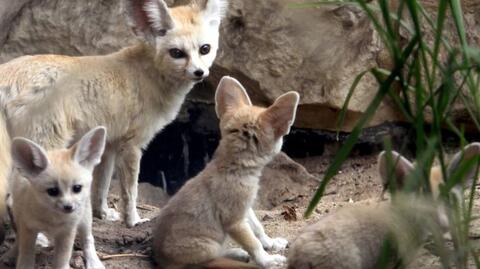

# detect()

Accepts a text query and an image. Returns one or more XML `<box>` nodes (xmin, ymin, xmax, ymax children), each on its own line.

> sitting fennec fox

<box><xmin>152</xmin><ymin>76</ymin><xmax>300</xmax><ymax>269</ymax></box>
<box><xmin>288</xmin><ymin>145</ymin><xmax>480</xmax><ymax>269</ymax></box>
<box><xmin>3</xmin><ymin>127</ymin><xmax>106</xmax><ymax>269</ymax></box>
<box><xmin>0</xmin><ymin>0</ymin><xmax>227</xmax><ymax>228</ymax></box>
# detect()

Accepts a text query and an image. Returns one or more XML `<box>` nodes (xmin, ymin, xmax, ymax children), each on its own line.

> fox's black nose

<box><xmin>194</xmin><ymin>70</ymin><xmax>204</xmax><ymax>77</ymax></box>
<box><xmin>63</xmin><ymin>205</ymin><xmax>74</xmax><ymax>213</ymax></box>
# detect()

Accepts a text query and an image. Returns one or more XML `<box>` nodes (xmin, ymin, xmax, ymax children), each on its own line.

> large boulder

<box><xmin>1</xmin><ymin>0</ymin><xmax>479</xmax><ymax>131</ymax></box>
<box><xmin>0</xmin><ymin>0</ymin><xmax>401</xmax><ymax>132</ymax></box>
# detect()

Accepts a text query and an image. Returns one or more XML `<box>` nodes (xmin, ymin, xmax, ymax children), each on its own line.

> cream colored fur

<box><xmin>378</xmin><ymin>143</ymin><xmax>480</xmax><ymax>200</ymax></box>
<box><xmin>287</xmin><ymin>197</ymin><xmax>441</xmax><ymax>269</ymax></box>
<box><xmin>3</xmin><ymin>127</ymin><xmax>106</xmax><ymax>269</ymax></box>
<box><xmin>287</xmin><ymin>149</ymin><xmax>451</xmax><ymax>269</ymax></box>
<box><xmin>152</xmin><ymin>76</ymin><xmax>299</xmax><ymax>269</ymax></box>
<box><xmin>0</xmin><ymin>0</ymin><xmax>226</xmax><ymax>227</ymax></box>
<box><xmin>378</xmin><ymin>144</ymin><xmax>480</xmax><ymax>229</ymax></box>
<box><xmin>288</xmin><ymin>145</ymin><xmax>480</xmax><ymax>269</ymax></box>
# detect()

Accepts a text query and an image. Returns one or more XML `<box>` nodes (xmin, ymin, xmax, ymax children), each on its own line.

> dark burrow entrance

<box><xmin>138</xmin><ymin>100</ymin><xmax>424</xmax><ymax>195</ymax></box>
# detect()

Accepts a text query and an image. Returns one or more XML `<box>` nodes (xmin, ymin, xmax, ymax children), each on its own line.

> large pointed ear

<box><xmin>447</xmin><ymin>142</ymin><xmax>480</xmax><ymax>180</ymax></box>
<box><xmin>215</xmin><ymin>76</ymin><xmax>252</xmax><ymax>119</ymax></box>
<box><xmin>125</xmin><ymin>0</ymin><xmax>175</xmax><ymax>39</ymax></box>
<box><xmin>72</xmin><ymin>127</ymin><xmax>107</xmax><ymax>169</ymax></box>
<box><xmin>378</xmin><ymin>150</ymin><xmax>414</xmax><ymax>187</ymax></box>
<box><xmin>261</xmin><ymin>92</ymin><xmax>299</xmax><ymax>138</ymax></box>
<box><xmin>11</xmin><ymin>138</ymin><xmax>49</xmax><ymax>179</ymax></box>
<box><xmin>201</xmin><ymin>0</ymin><xmax>228</xmax><ymax>27</ymax></box>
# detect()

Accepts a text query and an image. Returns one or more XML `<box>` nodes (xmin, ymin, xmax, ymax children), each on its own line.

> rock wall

<box><xmin>0</xmin><ymin>0</ymin><xmax>406</xmax><ymax>132</ymax></box>
<box><xmin>0</xmin><ymin>0</ymin><xmax>479</xmax><ymax>187</ymax></box>
<box><xmin>1</xmin><ymin>1</ymin><xmax>478</xmax><ymax>131</ymax></box>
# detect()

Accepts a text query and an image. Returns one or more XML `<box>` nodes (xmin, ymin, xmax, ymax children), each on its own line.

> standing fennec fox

<box><xmin>0</xmin><ymin>0</ymin><xmax>226</xmax><ymax>227</ymax></box>
<box><xmin>153</xmin><ymin>76</ymin><xmax>299</xmax><ymax>269</ymax></box>
<box><xmin>3</xmin><ymin>127</ymin><xmax>106</xmax><ymax>269</ymax></box>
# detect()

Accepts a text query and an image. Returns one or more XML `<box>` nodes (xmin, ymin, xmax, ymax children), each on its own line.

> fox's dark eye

<box><xmin>72</xmin><ymin>185</ymin><xmax>82</xmax><ymax>193</ymax></box>
<box><xmin>228</xmin><ymin>129</ymin><xmax>239</xmax><ymax>134</ymax></box>
<box><xmin>47</xmin><ymin>187</ymin><xmax>60</xmax><ymax>197</ymax></box>
<box><xmin>199</xmin><ymin>44</ymin><xmax>211</xmax><ymax>55</ymax></box>
<box><xmin>169</xmin><ymin>48</ymin><xmax>186</xmax><ymax>59</ymax></box>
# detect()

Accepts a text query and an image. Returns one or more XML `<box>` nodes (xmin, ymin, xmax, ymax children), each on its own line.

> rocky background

<box><xmin>0</xmin><ymin>0</ymin><xmax>479</xmax><ymax>190</ymax></box>
<box><xmin>1</xmin><ymin>1</ymin><xmax>480</xmax><ymax>268</ymax></box>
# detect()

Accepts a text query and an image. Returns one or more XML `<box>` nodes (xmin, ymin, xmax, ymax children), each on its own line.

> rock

<box><xmin>0</xmin><ymin>0</ymin><xmax>479</xmax><ymax>132</ymax></box>
<box><xmin>110</xmin><ymin>180</ymin><xmax>169</xmax><ymax>208</ymax></box>
<box><xmin>0</xmin><ymin>0</ymin><xmax>134</xmax><ymax>59</ymax></box>
<box><xmin>0</xmin><ymin>0</ymin><xmax>30</xmax><ymax>47</ymax></box>
<box><xmin>256</xmin><ymin>152</ymin><xmax>319</xmax><ymax>210</ymax></box>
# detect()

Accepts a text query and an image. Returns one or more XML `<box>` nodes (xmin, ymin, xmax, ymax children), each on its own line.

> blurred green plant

<box><xmin>297</xmin><ymin>0</ymin><xmax>480</xmax><ymax>268</ymax></box>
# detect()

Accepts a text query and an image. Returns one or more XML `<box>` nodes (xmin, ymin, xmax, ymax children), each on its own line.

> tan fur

<box><xmin>3</xmin><ymin>127</ymin><xmax>106</xmax><ymax>269</ymax></box>
<box><xmin>201</xmin><ymin>257</ymin><xmax>260</xmax><ymax>269</ymax></box>
<box><xmin>429</xmin><ymin>166</ymin><xmax>443</xmax><ymax>199</ymax></box>
<box><xmin>379</xmin><ymin>143</ymin><xmax>480</xmax><ymax>199</ymax></box>
<box><xmin>288</xmin><ymin>149</ymin><xmax>447</xmax><ymax>269</ymax></box>
<box><xmin>288</xmin><ymin>197</ymin><xmax>441</xmax><ymax>269</ymax></box>
<box><xmin>288</xmin><ymin>145</ymin><xmax>480</xmax><ymax>269</ymax></box>
<box><xmin>0</xmin><ymin>0</ymin><xmax>226</xmax><ymax>227</ymax></box>
<box><xmin>152</xmin><ymin>77</ymin><xmax>299</xmax><ymax>269</ymax></box>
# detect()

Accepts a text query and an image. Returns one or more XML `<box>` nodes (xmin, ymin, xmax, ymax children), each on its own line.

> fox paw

<box><xmin>262</xmin><ymin>237</ymin><xmax>288</xmax><ymax>251</ymax></box>
<box><xmin>126</xmin><ymin>216</ymin><xmax>150</xmax><ymax>228</ymax></box>
<box><xmin>36</xmin><ymin>233</ymin><xmax>51</xmax><ymax>248</ymax></box>
<box><xmin>85</xmin><ymin>257</ymin><xmax>105</xmax><ymax>269</ymax></box>
<box><xmin>258</xmin><ymin>254</ymin><xmax>286</xmax><ymax>269</ymax></box>
<box><xmin>102</xmin><ymin>208</ymin><xmax>121</xmax><ymax>222</ymax></box>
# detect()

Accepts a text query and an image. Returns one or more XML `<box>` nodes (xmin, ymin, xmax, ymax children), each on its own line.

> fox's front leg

<box><xmin>92</xmin><ymin>146</ymin><xmax>120</xmax><ymax>221</ymax></box>
<box><xmin>116</xmin><ymin>145</ymin><xmax>149</xmax><ymax>227</ymax></box>
<box><xmin>16</xmin><ymin>225</ymin><xmax>37</xmax><ymax>269</ymax></box>
<box><xmin>246</xmin><ymin>208</ymin><xmax>288</xmax><ymax>251</ymax></box>
<box><xmin>228</xmin><ymin>221</ymin><xmax>286</xmax><ymax>268</ymax></box>
<box><xmin>52</xmin><ymin>230</ymin><xmax>75</xmax><ymax>269</ymax></box>
<box><xmin>78</xmin><ymin>202</ymin><xmax>105</xmax><ymax>269</ymax></box>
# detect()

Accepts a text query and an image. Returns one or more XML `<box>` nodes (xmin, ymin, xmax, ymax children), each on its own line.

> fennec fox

<box><xmin>378</xmin><ymin>143</ymin><xmax>480</xmax><ymax>229</ymax></box>
<box><xmin>287</xmin><ymin>150</ymin><xmax>455</xmax><ymax>269</ymax></box>
<box><xmin>3</xmin><ymin>127</ymin><xmax>106</xmax><ymax>269</ymax></box>
<box><xmin>0</xmin><ymin>0</ymin><xmax>227</xmax><ymax>227</ymax></box>
<box><xmin>378</xmin><ymin>143</ymin><xmax>480</xmax><ymax>201</ymax></box>
<box><xmin>152</xmin><ymin>76</ymin><xmax>299</xmax><ymax>269</ymax></box>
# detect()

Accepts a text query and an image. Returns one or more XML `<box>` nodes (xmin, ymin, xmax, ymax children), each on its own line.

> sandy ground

<box><xmin>1</xmin><ymin>153</ymin><xmax>479</xmax><ymax>268</ymax></box>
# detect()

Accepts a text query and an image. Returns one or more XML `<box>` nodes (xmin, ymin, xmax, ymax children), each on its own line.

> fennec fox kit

<box><xmin>378</xmin><ymin>143</ymin><xmax>480</xmax><ymax>230</ymax></box>
<box><xmin>378</xmin><ymin>143</ymin><xmax>480</xmax><ymax>201</ymax></box>
<box><xmin>4</xmin><ymin>127</ymin><xmax>106</xmax><ymax>269</ymax></box>
<box><xmin>287</xmin><ymin>150</ymin><xmax>458</xmax><ymax>269</ymax></box>
<box><xmin>153</xmin><ymin>76</ymin><xmax>300</xmax><ymax>269</ymax></box>
<box><xmin>0</xmin><ymin>0</ymin><xmax>227</xmax><ymax>227</ymax></box>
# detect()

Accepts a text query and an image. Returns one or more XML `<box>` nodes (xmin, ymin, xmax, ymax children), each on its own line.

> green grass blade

<box><xmin>305</xmin><ymin>35</ymin><xmax>419</xmax><ymax>217</ymax></box>
<box><xmin>336</xmin><ymin>70</ymin><xmax>369</xmax><ymax>139</ymax></box>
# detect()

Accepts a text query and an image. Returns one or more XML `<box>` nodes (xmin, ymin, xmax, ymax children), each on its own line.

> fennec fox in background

<box><xmin>3</xmin><ymin>127</ymin><xmax>106</xmax><ymax>269</ymax></box>
<box><xmin>0</xmin><ymin>0</ymin><xmax>226</xmax><ymax>227</ymax></box>
<box><xmin>287</xmin><ymin>151</ymin><xmax>452</xmax><ymax>269</ymax></box>
<box><xmin>153</xmin><ymin>76</ymin><xmax>299</xmax><ymax>269</ymax></box>
<box><xmin>378</xmin><ymin>143</ymin><xmax>480</xmax><ymax>201</ymax></box>
<box><xmin>378</xmin><ymin>143</ymin><xmax>480</xmax><ymax>229</ymax></box>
